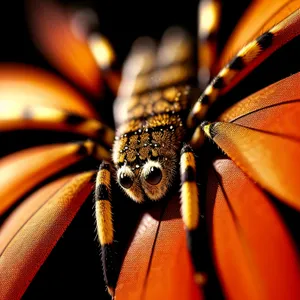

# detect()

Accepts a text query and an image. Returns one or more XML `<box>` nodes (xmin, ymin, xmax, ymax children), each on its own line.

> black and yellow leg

<box><xmin>95</xmin><ymin>161</ymin><xmax>117</xmax><ymax>298</ymax></box>
<box><xmin>188</xmin><ymin>9</ymin><xmax>300</xmax><ymax>128</ymax></box>
<box><xmin>70</xmin><ymin>8</ymin><xmax>121</xmax><ymax>95</ymax></box>
<box><xmin>198</xmin><ymin>0</ymin><xmax>221</xmax><ymax>89</ymax></box>
<box><xmin>180</xmin><ymin>144</ymin><xmax>207</xmax><ymax>286</ymax></box>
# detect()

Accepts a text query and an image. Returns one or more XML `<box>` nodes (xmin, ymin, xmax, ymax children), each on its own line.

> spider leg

<box><xmin>188</xmin><ymin>9</ymin><xmax>300</xmax><ymax>128</ymax></box>
<box><xmin>71</xmin><ymin>8</ymin><xmax>121</xmax><ymax>95</ymax></box>
<box><xmin>87</xmin><ymin>33</ymin><xmax>121</xmax><ymax>95</ymax></box>
<box><xmin>0</xmin><ymin>103</ymin><xmax>115</xmax><ymax>149</ymax></box>
<box><xmin>198</xmin><ymin>0</ymin><xmax>221</xmax><ymax>90</ymax></box>
<box><xmin>180</xmin><ymin>144</ymin><xmax>207</xmax><ymax>286</ymax></box>
<box><xmin>95</xmin><ymin>161</ymin><xmax>117</xmax><ymax>298</ymax></box>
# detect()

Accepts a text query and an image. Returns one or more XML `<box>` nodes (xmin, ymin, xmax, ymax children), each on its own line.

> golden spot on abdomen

<box><xmin>126</xmin><ymin>149</ymin><xmax>136</xmax><ymax>162</ymax></box>
<box><xmin>139</xmin><ymin>146</ymin><xmax>151</xmax><ymax>160</ymax></box>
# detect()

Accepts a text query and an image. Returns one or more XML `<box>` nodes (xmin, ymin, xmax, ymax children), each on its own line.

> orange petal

<box><xmin>208</xmin><ymin>158</ymin><xmax>300</xmax><ymax>300</ymax></box>
<box><xmin>0</xmin><ymin>171</ymin><xmax>95</xmax><ymax>299</ymax></box>
<box><xmin>219</xmin><ymin>0</ymin><xmax>300</xmax><ymax>68</ymax></box>
<box><xmin>220</xmin><ymin>71</ymin><xmax>300</xmax><ymax>123</ymax></box>
<box><xmin>204</xmin><ymin>121</ymin><xmax>300</xmax><ymax>210</ymax></box>
<box><xmin>26</xmin><ymin>0</ymin><xmax>102</xmax><ymax>96</ymax></box>
<box><xmin>219</xmin><ymin>72</ymin><xmax>300</xmax><ymax>140</ymax></box>
<box><xmin>0</xmin><ymin>174</ymin><xmax>75</xmax><ymax>253</ymax></box>
<box><xmin>0</xmin><ymin>64</ymin><xmax>97</xmax><ymax>118</ymax></box>
<box><xmin>0</xmin><ymin>142</ymin><xmax>107</xmax><ymax>215</ymax></box>
<box><xmin>116</xmin><ymin>196</ymin><xmax>203</xmax><ymax>300</ymax></box>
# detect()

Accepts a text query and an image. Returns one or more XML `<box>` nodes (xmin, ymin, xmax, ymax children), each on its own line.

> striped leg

<box><xmin>188</xmin><ymin>9</ymin><xmax>300</xmax><ymax>128</ymax></box>
<box><xmin>198</xmin><ymin>0</ymin><xmax>221</xmax><ymax>89</ymax></box>
<box><xmin>95</xmin><ymin>161</ymin><xmax>116</xmax><ymax>298</ymax></box>
<box><xmin>71</xmin><ymin>9</ymin><xmax>121</xmax><ymax>95</ymax></box>
<box><xmin>180</xmin><ymin>144</ymin><xmax>207</xmax><ymax>286</ymax></box>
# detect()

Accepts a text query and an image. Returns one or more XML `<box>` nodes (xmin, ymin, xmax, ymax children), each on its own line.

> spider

<box><xmin>1</xmin><ymin>0</ymin><xmax>300</xmax><ymax>299</ymax></box>
<box><xmin>89</xmin><ymin>2</ymin><xmax>300</xmax><ymax>297</ymax></box>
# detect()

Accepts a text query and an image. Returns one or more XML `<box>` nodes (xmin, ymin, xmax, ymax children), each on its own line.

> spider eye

<box><xmin>119</xmin><ymin>172</ymin><xmax>133</xmax><ymax>189</ymax></box>
<box><xmin>145</xmin><ymin>166</ymin><xmax>162</xmax><ymax>185</ymax></box>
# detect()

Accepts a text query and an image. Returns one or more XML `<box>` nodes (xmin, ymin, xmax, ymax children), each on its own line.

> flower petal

<box><xmin>0</xmin><ymin>64</ymin><xmax>97</xmax><ymax>118</ymax></box>
<box><xmin>0</xmin><ymin>141</ymin><xmax>108</xmax><ymax>215</ymax></box>
<box><xmin>0</xmin><ymin>171</ymin><xmax>95</xmax><ymax>300</ymax></box>
<box><xmin>0</xmin><ymin>174</ymin><xmax>75</xmax><ymax>254</ymax></box>
<box><xmin>220</xmin><ymin>71</ymin><xmax>300</xmax><ymax>125</ymax></box>
<box><xmin>208</xmin><ymin>158</ymin><xmax>300</xmax><ymax>300</ymax></box>
<box><xmin>116</xmin><ymin>196</ymin><xmax>203</xmax><ymax>300</ymax></box>
<box><xmin>26</xmin><ymin>0</ymin><xmax>102</xmax><ymax>96</ymax></box>
<box><xmin>203</xmin><ymin>121</ymin><xmax>300</xmax><ymax>210</ymax></box>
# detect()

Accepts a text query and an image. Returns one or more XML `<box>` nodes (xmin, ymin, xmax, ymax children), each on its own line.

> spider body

<box><xmin>112</xmin><ymin>85</ymin><xmax>191</xmax><ymax>202</ymax></box>
<box><xmin>2</xmin><ymin>1</ymin><xmax>300</xmax><ymax>300</ymax></box>
<box><xmin>92</xmin><ymin>26</ymin><xmax>208</xmax><ymax>297</ymax></box>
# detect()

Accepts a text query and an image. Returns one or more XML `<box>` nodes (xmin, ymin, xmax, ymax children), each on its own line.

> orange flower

<box><xmin>1</xmin><ymin>1</ymin><xmax>300</xmax><ymax>300</ymax></box>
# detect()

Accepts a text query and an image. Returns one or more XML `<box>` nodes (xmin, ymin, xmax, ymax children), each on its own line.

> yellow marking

<box><xmin>237</xmin><ymin>40</ymin><xmax>261</xmax><ymax>64</ymax></box>
<box><xmin>118</xmin><ymin>152</ymin><xmax>126</xmax><ymax>164</ymax></box>
<box><xmin>96</xmin><ymin>169</ymin><xmax>110</xmax><ymax>186</ymax></box>
<box><xmin>192</xmin><ymin>101</ymin><xmax>203</xmax><ymax>116</ymax></box>
<box><xmin>78</xmin><ymin>119</ymin><xmax>102</xmax><ymax>132</ymax></box>
<box><xmin>202</xmin><ymin>123</ymin><xmax>212</xmax><ymax>138</ymax></box>
<box><xmin>194</xmin><ymin>272</ymin><xmax>208</xmax><ymax>286</ymax></box>
<box><xmin>198</xmin><ymin>0</ymin><xmax>220</xmax><ymax>36</ymax></box>
<box><xmin>180</xmin><ymin>152</ymin><xmax>198</xmax><ymax>230</ymax></box>
<box><xmin>126</xmin><ymin>149</ymin><xmax>136</xmax><ymax>162</ymax></box>
<box><xmin>218</xmin><ymin>67</ymin><xmax>237</xmax><ymax>86</ymax></box>
<box><xmin>181</xmin><ymin>182</ymin><xmax>199</xmax><ymax>230</ymax></box>
<box><xmin>81</xmin><ymin>140</ymin><xmax>95</xmax><ymax>156</ymax></box>
<box><xmin>139</xmin><ymin>146</ymin><xmax>151</xmax><ymax>160</ymax></box>
<box><xmin>147</xmin><ymin>113</ymin><xmax>181</xmax><ymax>128</ymax></box>
<box><xmin>190</xmin><ymin>126</ymin><xmax>205</xmax><ymax>149</ymax></box>
<box><xmin>0</xmin><ymin>103</ymin><xmax>65</xmax><ymax>122</ymax></box>
<box><xmin>187</xmin><ymin>101</ymin><xmax>208</xmax><ymax>128</ymax></box>
<box><xmin>205</xmin><ymin>85</ymin><xmax>213</xmax><ymax>96</ymax></box>
<box><xmin>75</xmin><ymin>119</ymin><xmax>114</xmax><ymax>147</ymax></box>
<box><xmin>237</xmin><ymin>40</ymin><xmax>256</xmax><ymax>57</ymax></box>
<box><xmin>163</xmin><ymin>86</ymin><xmax>178</xmax><ymax>99</ymax></box>
<box><xmin>140</xmin><ymin>133</ymin><xmax>150</xmax><ymax>144</ymax></box>
<box><xmin>96</xmin><ymin>200</ymin><xmax>114</xmax><ymax>245</ymax></box>
<box><xmin>205</xmin><ymin>85</ymin><xmax>218</xmax><ymax>104</ymax></box>
<box><xmin>88</xmin><ymin>33</ymin><xmax>115</xmax><ymax>70</ymax></box>
<box><xmin>219</xmin><ymin>67</ymin><xmax>229</xmax><ymax>78</ymax></box>
<box><xmin>181</xmin><ymin>152</ymin><xmax>196</xmax><ymax>170</ymax></box>
<box><xmin>33</xmin><ymin>106</ymin><xmax>64</xmax><ymax>121</ymax></box>
<box><xmin>151</xmin><ymin>148</ymin><xmax>159</xmax><ymax>157</ymax></box>
<box><xmin>82</xmin><ymin>140</ymin><xmax>110</xmax><ymax>161</ymax></box>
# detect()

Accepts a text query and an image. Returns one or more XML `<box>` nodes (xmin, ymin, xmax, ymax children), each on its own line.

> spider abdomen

<box><xmin>112</xmin><ymin>85</ymin><xmax>192</xmax><ymax>170</ymax></box>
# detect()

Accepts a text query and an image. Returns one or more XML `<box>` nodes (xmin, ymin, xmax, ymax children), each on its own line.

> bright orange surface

<box><xmin>0</xmin><ymin>64</ymin><xmax>97</xmax><ymax>118</ymax></box>
<box><xmin>27</xmin><ymin>0</ymin><xmax>102</xmax><ymax>96</ymax></box>
<box><xmin>209</xmin><ymin>158</ymin><xmax>300</xmax><ymax>300</ymax></box>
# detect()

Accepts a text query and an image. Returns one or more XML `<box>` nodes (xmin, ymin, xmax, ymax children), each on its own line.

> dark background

<box><xmin>0</xmin><ymin>1</ymin><xmax>252</xmax><ymax>299</ymax></box>
<box><xmin>0</xmin><ymin>0</ymin><xmax>251</xmax><ymax>75</ymax></box>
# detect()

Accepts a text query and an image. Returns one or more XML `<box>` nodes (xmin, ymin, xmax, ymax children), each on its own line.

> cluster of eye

<box><xmin>119</xmin><ymin>166</ymin><xmax>162</xmax><ymax>189</ymax></box>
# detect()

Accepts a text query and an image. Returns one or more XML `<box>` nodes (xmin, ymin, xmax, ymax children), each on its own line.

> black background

<box><xmin>0</xmin><ymin>0</ymin><xmax>251</xmax><ymax>76</ymax></box>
